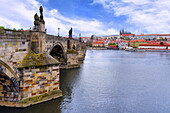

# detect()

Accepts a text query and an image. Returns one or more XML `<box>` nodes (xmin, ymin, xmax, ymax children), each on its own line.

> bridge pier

<box><xmin>16</xmin><ymin>52</ymin><xmax>62</xmax><ymax>107</ymax></box>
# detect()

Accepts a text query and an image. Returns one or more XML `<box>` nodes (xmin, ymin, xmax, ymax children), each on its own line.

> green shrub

<box><xmin>109</xmin><ymin>43</ymin><xmax>116</xmax><ymax>46</ymax></box>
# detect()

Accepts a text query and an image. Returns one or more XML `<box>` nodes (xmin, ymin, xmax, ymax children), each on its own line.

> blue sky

<box><xmin>0</xmin><ymin>0</ymin><xmax>170</xmax><ymax>37</ymax></box>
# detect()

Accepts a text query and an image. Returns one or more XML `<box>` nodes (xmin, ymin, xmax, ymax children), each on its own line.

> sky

<box><xmin>0</xmin><ymin>0</ymin><xmax>170</xmax><ymax>37</ymax></box>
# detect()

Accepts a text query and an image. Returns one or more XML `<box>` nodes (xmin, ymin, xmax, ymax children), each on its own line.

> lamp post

<box><xmin>79</xmin><ymin>33</ymin><xmax>81</xmax><ymax>42</ymax></box>
<box><xmin>58</xmin><ymin>28</ymin><xmax>60</xmax><ymax>37</ymax></box>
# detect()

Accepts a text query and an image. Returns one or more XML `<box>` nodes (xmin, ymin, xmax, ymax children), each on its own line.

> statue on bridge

<box><xmin>67</xmin><ymin>28</ymin><xmax>72</xmax><ymax>49</ymax></box>
<box><xmin>79</xmin><ymin>33</ymin><xmax>82</xmax><ymax>42</ymax></box>
<box><xmin>69</xmin><ymin>27</ymin><xmax>72</xmax><ymax>39</ymax></box>
<box><xmin>33</xmin><ymin>6</ymin><xmax>45</xmax><ymax>32</ymax></box>
<box><xmin>34</xmin><ymin>13</ymin><xmax>40</xmax><ymax>31</ymax></box>
<box><xmin>39</xmin><ymin>6</ymin><xmax>45</xmax><ymax>24</ymax></box>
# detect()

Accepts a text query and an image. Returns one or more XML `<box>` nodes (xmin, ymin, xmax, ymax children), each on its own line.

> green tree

<box><xmin>120</xmin><ymin>36</ymin><xmax>123</xmax><ymax>39</ymax></box>
<box><xmin>98</xmin><ymin>44</ymin><xmax>100</xmax><ymax>47</ymax></box>
<box><xmin>87</xmin><ymin>41</ymin><xmax>92</xmax><ymax>47</ymax></box>
<box><xmin>109</xmin><ymin>43</ymin><xmax>116</xmax><ymax>46</ymax></box>
<box><xmin>0</xmin><ymin>26</ymin><xmax>5</xmax><ymax>30</ymax></box>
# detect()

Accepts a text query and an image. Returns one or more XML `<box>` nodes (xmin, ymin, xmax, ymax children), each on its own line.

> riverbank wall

<box><xmin>87</xmin><ymin>47</ymin><xmax>107</xmax><ymax>50</ymax></box>
<box><xmin>126</xmin><ymin>48</ymin><xmax>170</xmax><ymax>52</ymax></box>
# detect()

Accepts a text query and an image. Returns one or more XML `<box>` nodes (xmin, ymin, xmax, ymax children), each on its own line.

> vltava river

<box><xmin>1</xmin><ymin>50</ymin><xmax>170</xmax><ymax>113</ymax></box>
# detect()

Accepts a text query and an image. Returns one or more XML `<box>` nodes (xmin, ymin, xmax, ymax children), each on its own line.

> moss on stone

<box><xmin>19</xmin><ymin>90</ymin><xmax>62</xmax><ymax>104</ymax></box>
<box><xmin>68</xmin><ymin>64</ymin><xmax>80</xmax><ymax>67</ymax></box>
<box><xmin>66</xmin><ymin>49</ymin><xmax>78</xmax><ymax>54</ymax></box>
<box><xmin>18</xmin><ymin>51</ymin><xmax>59</xmax><ymax>68</ymax></box>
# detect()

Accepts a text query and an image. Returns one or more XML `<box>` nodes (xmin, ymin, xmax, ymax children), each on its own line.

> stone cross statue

<box><xmin>69</xmin><ymin>27</ymin><xmax>72</xmax><ymax>38</ymax></box>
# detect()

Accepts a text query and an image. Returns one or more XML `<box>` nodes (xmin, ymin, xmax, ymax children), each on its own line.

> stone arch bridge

<box><xmin>0</xmin><ymin>6</ymin><xmax>86</xmax><ymax>107</ymax></box>
<box><xmin>46</xmin><ymin>35</ymin><xmax>86</xmax><ymax>66</ymax></box>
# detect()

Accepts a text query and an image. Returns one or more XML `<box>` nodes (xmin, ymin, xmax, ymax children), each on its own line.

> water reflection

<box><xmin>60</xmin><ymin>69</ymin><xmax>80</xmax><ymax>111</ymax></box>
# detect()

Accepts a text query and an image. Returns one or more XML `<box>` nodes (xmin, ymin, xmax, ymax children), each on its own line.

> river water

<box><xmin>1</xmin><ymin>50</ymin><xmax>170</xmax><ymax>113</ymax></box>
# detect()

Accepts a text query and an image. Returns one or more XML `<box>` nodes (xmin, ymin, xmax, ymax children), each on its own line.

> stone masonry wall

<box><xmin>19</xmin><ymin>65</ymin><xmax>60</xmax><ymax>100</ymax></box>
<box><xmin>67</xmin><ymin>53</ymin><xmax>79</xmax><ymax>66</ymax></box>
<box><xmin>0</xmin><ymin>41</ymin><xmax>29</xmax><ymax>72</ymax></box>
<box><xmin>0</xmin><ymin>75</ymin><xmax>19</xmax><ymax>103</ymax></box>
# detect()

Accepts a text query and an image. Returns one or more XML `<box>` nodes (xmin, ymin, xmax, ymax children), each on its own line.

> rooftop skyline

<box><xmin>0</xmin><ymin>0</ymin><xmax>170</xmax><ymax>36</ymax></box>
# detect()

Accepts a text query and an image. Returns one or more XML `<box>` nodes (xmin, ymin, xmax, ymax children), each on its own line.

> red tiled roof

<box><xmin>93</xmin><ymin>41</ymin><xmax>105</xmax><ymax>44</ymax></box>
<box><xmin>139</xmin><ymin>42</ymin><xmax>170</xmax><ymax>46</ymax></box>
<box><xmin>157</xmin><ymin>34</ymin><xmax>170</xmax><ymax>36</ymax></box>
<box><xmin>109</xmin><ymin>45</ymin><xmax>117</xmax><ymax>48</ymax></box>
<box><xmin>131</xmin><ymin>39</ymin><xmax>146</xmax><ymax>42</ymax></box>
<box><xmin>121</xmin><ymin>34</ymin><xmax>135</xmax><ymax>36</ymax></box>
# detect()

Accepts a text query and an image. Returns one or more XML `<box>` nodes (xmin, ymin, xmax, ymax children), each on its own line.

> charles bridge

<box><xmin>0</xmin><ymin>6</ymin><xmax>86</xmax><ymax>107</ymax></box>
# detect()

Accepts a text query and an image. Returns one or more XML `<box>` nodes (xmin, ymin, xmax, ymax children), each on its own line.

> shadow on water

<box><xmin>0</xmin><ymin>68</ymin><xmax>80</xmax><ymax>113</ymax></box>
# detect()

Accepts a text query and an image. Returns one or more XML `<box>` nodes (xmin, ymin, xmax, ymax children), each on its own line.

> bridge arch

<box><xmin>49</xmin><ymin>42</ymin><xmax>67</xmax><ymax>65</ymax></box>
<box><xmin>0</xmin><ymin>60</ymin><xmax>19</xmax><ymax>80</ymax></box>
<box><xmin>0</xmin><ymin>60</ymin><xmax>19</xmax><ymax>94</ymax></box>
<box><xmin>0</xmin><ymin>71</ymin><xmax>19</xmax><ymax>100</ymax></box>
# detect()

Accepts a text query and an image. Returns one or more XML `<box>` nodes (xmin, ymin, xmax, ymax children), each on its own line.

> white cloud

<box><xmin>0</xmin><ymin>0</ymin><xmax>39</xmax><ymax>29</ymax></box>
<box><xmin>0</xmin><ymin>17</ymin><xmax>22</xmax><ymax>29</ymax></box>
<box><xmin>92</xmin><ymin>0</ymin><xmax>170</xmax><ymax>34</ymax></box>
<box><xmin>0</xmin><ymin>0</ymin><xmax>118</xmax><ymax>36</ymax></box>
<box><xmin>122</xmin><ymin>0</ymin><xmax>150</xmax><ymax>5</ymax></box>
